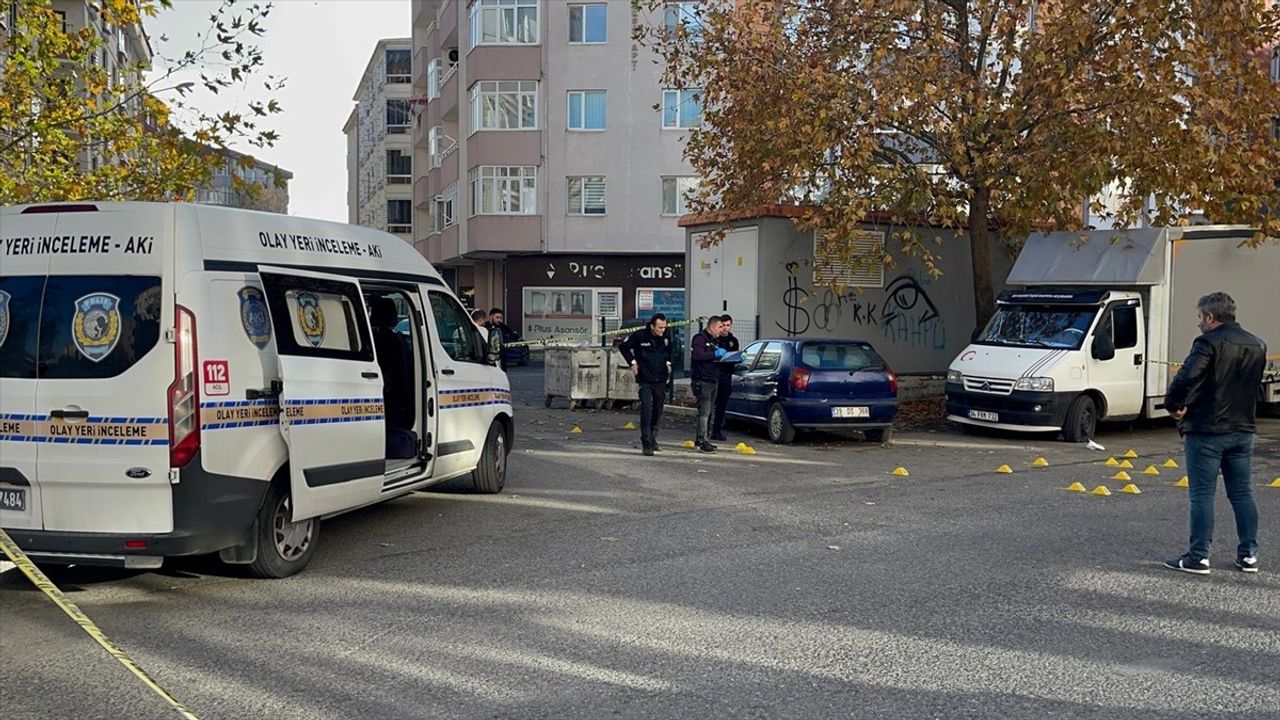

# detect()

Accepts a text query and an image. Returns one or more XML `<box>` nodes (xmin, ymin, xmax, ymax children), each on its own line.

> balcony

<box><xmin>414</xmin><ymin>175</ymin><xmax>432</xmax><ymax>210</ymax></box>
<box><xmin>466</xmin><ymin>215</ymin><xmax>541</xmax><ymax>254</ymax></box>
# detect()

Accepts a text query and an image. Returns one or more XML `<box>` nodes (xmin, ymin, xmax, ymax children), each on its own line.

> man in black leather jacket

<box><xmin>1163</xmin><ymin>292</ymin><xmax>1266</xmax><ymax>575</ymax></box>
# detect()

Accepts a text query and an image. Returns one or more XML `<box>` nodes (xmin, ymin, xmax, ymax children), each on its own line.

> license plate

<box><xmin>832</xmin><ymin>406</ymin><xmax>870</xmax><ymax>418</ymax></box>
<box><xmin>0</xmin><ymin>488</ymin><xmax>26</xmax><ymax>512</ymax></box>
<box><xmin>968</xmin><ymin>410</ymin><xmax>999</xmax><ymax>422</ymax></box>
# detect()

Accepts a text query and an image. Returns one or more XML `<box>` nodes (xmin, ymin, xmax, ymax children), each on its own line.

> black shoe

<box><xmin>1164</xmin><ymin>554</ymin><xmax>1210</xmax><ymax>575</ymax></box>
<box><xmin>710</xmin><ymin>432</ymin><xmax>727</xmax><ymax>442</ymax></box>
<box><xmin>698</xmin><ymin>441</ymin><xmax>717</xmax><ymax>452</ymax></box>
<box><xmin>651</xmin><ymin>442</ymin><xmax>661</xmax><ymax>452</ymax></box>
<box><xmin>1236</xmin><ymin>556</ymin><xmax>1259</xmax><ymax>573</ymax></box>
<box><xmin>642</xmin><ymin>445</ymin><xmax>654</xmax><ymax>456</ymax></box>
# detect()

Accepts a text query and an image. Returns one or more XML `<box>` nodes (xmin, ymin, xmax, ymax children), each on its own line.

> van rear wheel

<box><xmin>1062</xmin><ymin>395</ymin><xmax>1098</xmax><ymax>443</ymax></box>
<box><xmin>472</xmin><ymin>421</ymin><xmax>508</xmax><ymax>494</ymax></box>
<box><xmin>247</xmin><ymin>482</ymin><xmax>318</xmax><ymax>579</ymax></box>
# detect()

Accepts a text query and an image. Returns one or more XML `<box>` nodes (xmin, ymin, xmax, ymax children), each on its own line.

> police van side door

<box><xmin>259</xmin><ymin>267</ymin><xmax>385</xmax><ymax>521</ymax></box>
<box><xmin>425</xmin><ymin>290</ymin><xmax>497</xmax><ymax>478</ymax></box>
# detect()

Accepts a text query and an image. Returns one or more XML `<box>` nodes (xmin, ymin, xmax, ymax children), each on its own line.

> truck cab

<box><xmin>946</xmin><ymin>288</ymin><xmax>1145</xmax><ymax>442</ymax></box>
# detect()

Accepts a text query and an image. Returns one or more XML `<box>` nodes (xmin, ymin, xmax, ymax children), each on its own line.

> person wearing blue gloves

<box><xmin>710</xmin><ymin>314</ymin><xmax>740</xmax><ymax>441</ymax></box>
<box><xmin>690</xmin><ymin>315</ymin><xmax>727</xmax><ymax>452</ymax></box>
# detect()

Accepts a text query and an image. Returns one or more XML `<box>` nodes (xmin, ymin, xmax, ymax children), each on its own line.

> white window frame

<box><xmin>566</xmin><ymin>90</ymin><xmax>607</xmax><ymax>131</ymax></box>
<box><xmin>470</xmin><ymin>165</ymin><xmax>538</xmax><ymax>216</ymax></box>
<box><xmin>386</xmin><ymin>149</ymin><xmax>412</xmax><ymax>184</ymax></box>
<box><xmin>661</xmin><ymin>88</ymin><xmax>703</xmax><ymax>129</ymax></box>
<box><xmin>386</xmin><ymin>98</ymin><xmax>411</xmax><ymax>134</ymax></box>
<box><xmin>433</xmin><ymin>182</ymin><xmax>458</xmax><ymax>233</ymax></box>
<box><xmin>470</xmin><ymin>0</ymin><xmax>539</xmax><ymax>48</ymax></box>
<box><xmin>663</xmin><ymin>1</ymin><xmax>703</xmax><ymax>41</ymax></box>
<box><xmin>568</xmin><ymin>3</ymin><xmax>607</xmax><ymax>44</ymax></box>
<box><xmin>470</xmin><ymin>80</ymin><xmax>539</xmax><ymax>132</ymax></box>
<box><xmin>387</xmin><ymin>199</ymin><xmax>413</xmax><ymax>234</ymax></box>
<box><xmin>385</xmin><ymin>48</ymin><xmax>411</xmax><ymax>84</ymax></box>
<box><xmin>661</xmin><ymin>176</ymin><xmax>699</xmax><ymax>216</ymax></box>
<box><xmin>427</xmin><ymin>58</ymin><xmax>441</xmax><ymax>100</ymax></box>
<box><xmin>567</xmin><ymin>176</ymin><xmax>606</xmax><ymax>216</ymax></box>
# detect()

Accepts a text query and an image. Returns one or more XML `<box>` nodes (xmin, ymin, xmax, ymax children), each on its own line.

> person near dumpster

<box><xmin>619</xmin><ymin>313</ymin><xmax>674</xmax><ymax>456</ymax></box>
<box><xmin>1163</xmin><ymin>291</ymin><xmax>1266</xmax><ymax>575</ymax></box>
<box><xmin>486</xmin><ymin>307</ymin><xmax>507</xmax><ymax>370</ymax></box>
<box><xmin>710</xmin><ymin>314</ymin><xmax>740</xmax><ymax>442</ymax></box>
<box><xmin>690</xmin><ymin>315</ymin><xmax>727</xmax><ymax>452</ymax></box>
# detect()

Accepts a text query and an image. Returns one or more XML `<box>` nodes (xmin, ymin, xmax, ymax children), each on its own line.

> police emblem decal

<box><xmin>72</xmin><ymin>292</ymin><xmax>122</xmax><ymax>362</ymax></box>
<box><xmin>295</xmin><ymin>292</ymin><xmax>326</xmax><ymax>348</ymax></box>
<box><xmin>238</xmin><ymin>286</ymin><xmax>272</xmax><ymax>350</ymax></box>
<box><xmin>0</xmin><ymin>290</ymin><xmax>11</xmax><ymax>349</ymax></box>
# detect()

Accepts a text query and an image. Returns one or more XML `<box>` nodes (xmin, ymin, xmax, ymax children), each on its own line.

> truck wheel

<box><xmin>247</xmin><ymin>482</ymin><xmax>319</xmax><ymax>579</ymax></box>
<box><xmin>767</xmin><ymin>402</ymin><xmax>796</xmax><ymax>444</ymax></box>
<box><xmin>865</xmin><ymin>427</ymin><xmax>893</xmax><ymax>444</ymax></box>
<box><xmin>1062</xmin><ymin>395</ymin><xmax>1098</xmax><ymax>443</ymax></box>
<box><xmin>472</xmin><ymin>421</ymin><xmax>508</xmax><ymax>494</ymax></box>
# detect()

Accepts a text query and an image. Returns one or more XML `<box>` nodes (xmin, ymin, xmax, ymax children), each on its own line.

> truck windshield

<box><xmin>978</xmin><ymin>305</ymin><xmax>1097</xmax><ymax>349</ymax></box>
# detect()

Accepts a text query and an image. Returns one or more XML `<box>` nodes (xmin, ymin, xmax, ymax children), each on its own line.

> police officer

<box><xmin>619</xmin><ymin>313</ymin><xmax>674</xmax><ymax>456</ymax></box>
<box><xmin>690</xmin><ymin>315</ymin><xmax>727</xmax><ymax>452</ymax></box>
<box><xmin>710</xmin><ymin>314</ymin><xmax>740</xmax><ymax>441</ymax></box>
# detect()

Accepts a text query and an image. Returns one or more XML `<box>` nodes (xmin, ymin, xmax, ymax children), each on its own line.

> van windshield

<box><xmin>978</xmin><ymin>304</ymin><xmax>1097</xmax><ymax>349</ymax></box>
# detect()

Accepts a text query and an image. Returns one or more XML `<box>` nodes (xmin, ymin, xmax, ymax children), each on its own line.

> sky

<box><xmin>145</xmin><ymin>0</ymin><xmax>411</xmax><ymax>221</ymax></box>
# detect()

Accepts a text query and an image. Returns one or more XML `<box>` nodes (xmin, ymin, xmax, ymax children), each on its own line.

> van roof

<box><xmin>1</xmin><ymin>201</ymin><xmax>444</xmax><ymax>285</ymax></box>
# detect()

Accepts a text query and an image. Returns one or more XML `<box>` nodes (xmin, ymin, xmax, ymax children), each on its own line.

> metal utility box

<box><xmin>544</xmin><ymin>347</ymin><xmax>608</xmax><ymax>409</ymax></box>
<box><xmin>606</xmin><ymin>348</ymin><xmax>640</xmax><ymax>406</ymax></box>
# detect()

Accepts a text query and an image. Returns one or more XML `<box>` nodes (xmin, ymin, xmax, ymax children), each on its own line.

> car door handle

<box><xmin>49</xmin><ymin>409</ymin><xmax>89</xmax><ymax>420</ymax></box>
<box><xmin>441</xmin><ymin>368</ymin><xmax>456</xmax><ymax>376</ymax></box>
<box><xmin>362</xmin><ymin>371</ymin><xmax>380</xmax><ymax>379</ymax></box>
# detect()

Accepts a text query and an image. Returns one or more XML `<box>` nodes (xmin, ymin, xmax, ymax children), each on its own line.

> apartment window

<box><xmin>662</xmin><ymin>89</ymin><xmax>702</xmax><ymax>129</ymax></box>
<box><xmin>567</xmin><ymin>90</ymin><xmax>606</xmax><ymax>130</ymax></box>
<box><xmin>434</xmin><ymin>183</ymin><xmax>458</xmax><ymax>232</ymax></box>
<box><xmin>386</xmin><ymin>150</ymin><xmax>412</xmax><ymax>184</ymax></box>
<box><xmin>663</xmin><ymin>2</ymin><xmax>703</xmax><ymax>40</ymax></box>
<box><xmin>385</xmin><ymin>48</ymin><xmax>411</xmax><ymax>83</ymax></box>
<box><xmin>387</xmin><ymin>199</ymin><xmax>413</xmax><ymax>234</ymax></box>
<box><xmin>470</xmin><ymin>0</ymin><xmax>538</xmax><ymax>47</ymax></box>
<box><xmin>661</xmin><ymin>176</ymin><xmax>699</xmax><ymax>216</ymax></box>
<box><xmin>470</xmin><ymin>81</ymin><xmax>538</xmax><ymax>131</ymax></box>
<box><xmin>567</xmin><ymin>176</ymin><xmax>606</xmax><ymax>215</ymax></box>
<box><xmin>427</xmin><ymin>58</ymin><xmax>441</xmax><ymax>99</ymax></box>
<box><xmin>569</xmin><ymin>4</ymin><xmax>607</xmax><ymax>44</ymax></box>
<box><xmin>470</xmin><ymin>166</ymin><xmax>537</xmax><ymax>215</ymax></box>
<box><xmin>53</xmin><ymin>9</ymin><xmax>67</xmax><ymax>34</ymax></box>
<box><xmin>386</xmin><ymin>99</ymin><xmax>411</xmax><ymax>134</ymax></box>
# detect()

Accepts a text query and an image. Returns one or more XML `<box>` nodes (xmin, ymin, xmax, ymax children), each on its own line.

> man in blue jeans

<box><xmin>1164</xmin><ymin>292</ymin><xmax>1267</xmax><ymax>575</ymax></box>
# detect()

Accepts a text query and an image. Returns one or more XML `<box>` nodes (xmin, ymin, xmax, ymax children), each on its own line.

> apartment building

<box><xmin>410</xmin><ymin>0</ymin><xmax>696</xmax><ymax>341</ymax></box>
<box><xmin>195</xmin><ymin>147</ymin><xmax>293</xmax><ymax>214</ymax></box>
<box><xmin>345</xmin><ymin>38</ymin><xmax>415</xmax><ymax>241</ymax></box>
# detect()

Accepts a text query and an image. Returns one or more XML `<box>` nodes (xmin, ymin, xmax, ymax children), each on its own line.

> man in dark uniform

<box><xmin>619</xmin><ymin>313</ymin><xmax>674</xmax><ymax>456</ymax></box>
<box><xmin>485</xmin><ymin>307</ymin><xmax>507</xmax><ymax>369</ymax></box>
<box><xmin>710</xmin><ymin>313</ymin><xmax>740</xmax><ymax>441</ymax></box>
<box><xmin>690</xmin><ymin>315</ymin><xmax>726</xmax><ymax>452</ymax></box>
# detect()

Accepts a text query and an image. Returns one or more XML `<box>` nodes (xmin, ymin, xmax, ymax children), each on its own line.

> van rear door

<box><xmin>258</xmin><ymin>267</ymin><xmax>385</xmax><ymax>521</ymax></box>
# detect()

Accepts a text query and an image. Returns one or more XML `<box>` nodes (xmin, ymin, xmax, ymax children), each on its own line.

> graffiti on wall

<box><xmin>880</xmin><ymin>275</ymin><xmax>947</xmax><ymax>350</ymax></box>
<box><xmin>777</xmin><ymin>262</ymin><xmax>811</xmax><ymax>335</ymax></box>
<box><xmin>773</xmin><ymin>266</ymin><xmax>947</xmax><ymax>350</ymax></box>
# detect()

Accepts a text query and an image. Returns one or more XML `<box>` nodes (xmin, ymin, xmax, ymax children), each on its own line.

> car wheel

<box><xmin>865</xmin><ymin>427</ymin><xmax>893</xmax><ymax>443</ymax></box>
<box><xmin>1062</xmin><ymin>395</ymin><xmax>1098</xmax><ymax>443</ymax></box>
<box><xmin>247</xmin><ymin>481</ymin><xmax>319</xmax><ymax>579</ymax></box>
<box><xmin>767</xmin><ymin>402</ymin><xmax>796</xmax><ymax>444</ymax></box>
<box><xmin>472</xmin><ymin>420</ymin><xmax>508</xmax><ymax>493</ymax></box>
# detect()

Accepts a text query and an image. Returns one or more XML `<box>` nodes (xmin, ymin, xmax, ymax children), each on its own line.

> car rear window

<box><xmin>797</xmin><ymin>342</ymin><xmax>885</xmax><ymax>371</ymax></box>
<box><xmin>32</xmin><ymin>276</ymin><xmax>163</xmax><ymax>379</ymax></box>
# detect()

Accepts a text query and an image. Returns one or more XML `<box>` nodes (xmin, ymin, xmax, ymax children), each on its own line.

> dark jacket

<box><xmin>619</xmin><ymin>328</ymin><xmax>673</xmax><ymax>385</ymax></box>
<box><xmin>1166</xmin><ymin>321</ymin><xmax>1267</xmax><ymax>435</ymax></box>
<box><xmin>690</xmin><ymin>330</ymin><xmax>722</xmax><ymax>383</ymax></box>
<box><xmin>717</xmin><ymin>332</ymin><xmax>740</xmax><ymax>381</ymax></box>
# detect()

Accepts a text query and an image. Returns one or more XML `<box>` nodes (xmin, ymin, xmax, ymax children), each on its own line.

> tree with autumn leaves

<box><xmin>0</xmin><ymin>0</ymin><xmax>283</xmax><ymax>206</ymax></box>
<box><xmin>636</xmin><ymin>0</ymin><xmax>1280</xmax><ymax>326</ymax></box>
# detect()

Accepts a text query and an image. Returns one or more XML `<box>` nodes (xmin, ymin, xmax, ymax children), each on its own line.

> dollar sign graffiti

<box><xmin>776</xmin><ymin>277</ymin><xmax>810</xmax><ymax>336</ymax></box>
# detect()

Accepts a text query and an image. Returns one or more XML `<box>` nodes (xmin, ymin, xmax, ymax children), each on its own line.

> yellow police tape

<box><xmin>0</xmin><ymin>529</ymin><xmax>200</xmax><ymax>720</ymax></box>
<box><xmin>505</xmin><ymin>315</ymin><xmax>712</xmax><ymax>349</ymax></box>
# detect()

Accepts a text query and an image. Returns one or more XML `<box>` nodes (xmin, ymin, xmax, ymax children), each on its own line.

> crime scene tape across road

<box><xmin>0</xmin><ymin>529</ymin><xmax>200</xmax><ymax>720</ymax></box>
<box><xmin>505</xmin><ymin>315</ymin><xmax>711</xmax><ymax>349</ymax></box>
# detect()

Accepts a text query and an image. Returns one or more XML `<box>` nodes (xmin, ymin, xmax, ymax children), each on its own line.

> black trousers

<box><xmin>711</xmin><ymin>374</ymin><xmax>732</xmax><ymax>436</ymax></box>
<box><xmin>638</xmin><ymin>381</ymin><xmax>666</xmax><ymax>446</ymax></box>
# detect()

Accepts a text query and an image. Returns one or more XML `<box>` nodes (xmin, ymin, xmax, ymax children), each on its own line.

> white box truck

<box><xmin>945</xmin><ymin>226</ymin><xmax>1280</xmax><ymax>441</ymax></box>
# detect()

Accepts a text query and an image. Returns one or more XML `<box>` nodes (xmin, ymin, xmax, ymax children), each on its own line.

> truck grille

<box><xmin>963</xmin><ymin>375</ymin><xmax>1015</xmax><ymax>395</ymax></box>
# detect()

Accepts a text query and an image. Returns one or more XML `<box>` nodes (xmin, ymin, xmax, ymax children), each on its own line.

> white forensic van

<box><xmin>0</xmin><ymin>202</ymin><xmax>513</xmax><ymax>577</ymax></box>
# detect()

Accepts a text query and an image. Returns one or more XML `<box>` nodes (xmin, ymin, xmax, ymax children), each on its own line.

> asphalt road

<box><xmin>2</xmin><ymin>363</ymin><xmax>1278</xmax><ymax>720</ymax></box>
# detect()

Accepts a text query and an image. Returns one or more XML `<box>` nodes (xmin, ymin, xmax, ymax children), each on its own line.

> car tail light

<box><xmin>887</xmin><ymin>369</ymin><xmax>898</xmax><ymax>394</ymax></box>
<box><xmin>168</xmin><ymin>305</ymin><xmax>200</xmax><ymax>468</ymax></box>
<box><xmin>790</xmin><ymin>367</ymin><xmax>811</xmax><ymax>392</ymax></box>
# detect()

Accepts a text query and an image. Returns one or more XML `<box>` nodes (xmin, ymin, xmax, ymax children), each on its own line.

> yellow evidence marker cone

<box><xmin>1120</xmin><ymin>484</ymin><xmax>1142</xmax><ymax>494</ymax></box>
<box><xmin>996</xmin><ymin>464</ymin><xmax>1014</xmax><ymax>474</ymax></box>
<box><xmin>1143</xmin><ymin>465</ymin><xmax>1160</xmax><ymax>476</ymax></box>
<box><xmin>1104</xmin><ymin>457</ymin><xmax>1120</xmax><ymax>467</ymax></box>
<box><xmin>623</xmin><ymin>421</ymin><xmax>637</xmax><ymax>430</ymax></box>
<box><xmin>1111</xmin><ymin>471</ymin><xmax>1132</xmax><ymax>481</ymax></box>
<box><xmin>682</xmin><ymin>439</ymin><xmax>696</xmax><ymax>449</ymax></box>
<box><xmin>891</xmin><ymin>467</ymin><xmax>910</xmax><ymax>476</ymax></box>
<box><xmin>1268</xmin><ymin>478</ymin><xmax>1280</xmax><ymax>488</ymax></box>
<box><xmin>1123</xmin><ymin>449</ymin><xmax>1139</xmax><ymax>458</ymax></box>
<box><xmin>1032</xmin><ymin>457</ymin><xmax>1049</xmax><ymax>468</ymax></box>
<box><xmin>1173</xmin><ymin>476</ymin><xmax>1189</xmax><ymax>488</ymax></box>
<box><xmin>736</xmin><ymin>443</ymin><xmax>757</xmax><ymax>455</ymax></box>
<box><xmin>570</xmin><ymin>424</ymin><xmax>583</xmax><ymax>434</ymax></box>
<box><xmin>1163</xmin><ymin>458</ymin><xmax>1179</xmax><ymax>468</ymax></box>
<box><xmin>1118</xmin><ymin>459</ymin><xmax>1133</xmax><ymax>469</ymax></box>
<box><xmin>1066</xmin><ymin>482</ymin><xmax>1087</xmax><ymax>493</ymax></box>
<box><xmin>1092</xmin><ymin>485</ymin><xmax>1113</xmax><ymax>496</ymax></box>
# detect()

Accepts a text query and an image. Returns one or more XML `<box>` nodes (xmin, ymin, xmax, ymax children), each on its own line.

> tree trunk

<box><xmin>968</xmin><ymin>185</ymin><xmax>997</xmax><ymax>331</ymax></box>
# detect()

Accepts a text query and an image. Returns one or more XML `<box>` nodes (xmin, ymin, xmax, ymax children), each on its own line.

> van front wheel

<box><xmin>247</xmin><ymin>482</ymin><xmax>319</xmax><ymax>579</ymax></box>
<box><xmin>1062</xmin><ymin>395</ymin><xmax>1098</xmax><ymax>444</ymax></box>
<box><xmin>472</xmin><ymin>421</ymin><xmax>508</xmax><ymax>494</ymax></box>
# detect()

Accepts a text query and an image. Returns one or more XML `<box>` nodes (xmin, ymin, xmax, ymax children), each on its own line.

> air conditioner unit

<box><xmin>447</xmin><ymin>47</ymin><xmax>459</xmax><ymax>64</ymax></box>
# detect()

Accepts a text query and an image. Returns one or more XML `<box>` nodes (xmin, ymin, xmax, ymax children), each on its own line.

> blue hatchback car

<box><xmin>726</xmin><ymin>338</ymin><xmax>899</xmax><ymax>444</ymax></box>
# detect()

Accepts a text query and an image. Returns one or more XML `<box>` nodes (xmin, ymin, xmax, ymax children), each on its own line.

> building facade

<box><xmin>194</xmin><ymin>148</ymin><xmax>293</xmax><ymax>214</ymax></box>
<box><xmin>410</xmin><ymin>0</ymin><xmax>693</xmax><ymax>340</ymax></box>
<box><xmin>345</xmin><ymin>38</ymin><xmax>415</xmax><ymax>242</ymax></box>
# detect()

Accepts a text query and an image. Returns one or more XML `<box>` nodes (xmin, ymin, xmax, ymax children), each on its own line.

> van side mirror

<box><xmin>1092</xmin><ymin>332</ymin><xmax>1115</xmax><ymax>361</ymax></box>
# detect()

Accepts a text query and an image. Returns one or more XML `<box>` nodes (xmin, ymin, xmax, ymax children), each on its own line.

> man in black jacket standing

<box><xmin>619</xmin><ymin>313</ymin><xmax>673</xmax><ymax>456</ymax></box>
<box><xmin>1163</xmin><ymin>292</ymin><xmax>1266</xmax><ymax>575</ymax></box>
<box><xmin>690</xmin><ymin>315</ymin><xmax>726</xmax><ymax>452</ymax></box>
<box><xmin>710</xmin><ymin>314</ymin><xmax>740</xmax><ymax>441</ymax></box>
